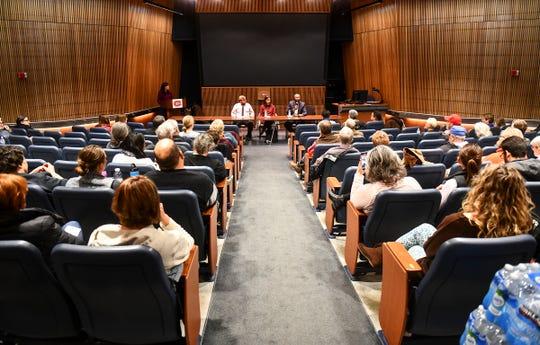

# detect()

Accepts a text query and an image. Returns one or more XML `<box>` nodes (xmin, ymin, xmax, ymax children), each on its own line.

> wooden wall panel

<box><xmin>344</xmin><ymin>0</ymin><xmax>540</xmax><ymax>119</ymax></box>
<box><xmin>201</xmin><ymin>86</ymin><xmax>326</xmax><ymax>116</ymax></box>
<box><xmin>0</xmin><ymin>0</ymin><xmax>181</xmax><ymax>123</ymax></box>
<box><xmin>196</xmin><ymin>0</ymin><xmax>332</xmax><ymax>13</ymax></box>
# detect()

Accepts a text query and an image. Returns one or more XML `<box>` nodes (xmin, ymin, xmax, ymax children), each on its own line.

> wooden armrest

<box><xmin>379</xmin><ymin>242</ymin><xmax>423</xmax><ymax>345</ymax></box>
<box><xmin>344</xmin><ymin>200</ymin><xmax>368</xmax><ymax>275</ymax></box>
<box><xmin>181</xmin><ymin>246</ymin><xmax>200</xmax><ymax>345</ymax></box>
<box><xmin>326</xmin><ymin>177</ymin><xmax>341</xmax><ymax>190</ymax></box>
<box><xmin>303</xmin><ymin>155</ymin><xmax>311</xmax><ymax>184</ymax></box>
<box><xmin>202</xmin><ymin>204</ymin><xmax>218</xmax><ymax>277</ymax></box>
<box><xmin>312</xmin><ymin>178</ymin><xmax>320</xmax><ymax>207</ymax></box>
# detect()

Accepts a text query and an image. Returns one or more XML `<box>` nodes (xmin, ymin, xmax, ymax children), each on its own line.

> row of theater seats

<box><xmin>286</xmin><ymin>126</ymin><xmax>540</xmax><ymax>344</ymax></box>
<box><xmin>1</xmin><ymin>123</ymin><xmax>246</xmax><ymax>345</ymax></box>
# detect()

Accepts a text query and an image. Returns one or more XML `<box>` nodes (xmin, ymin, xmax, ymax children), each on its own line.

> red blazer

<box><xmin>258</xmin><ymin>104</ymin><xmax>276</xmax><ymax>119</ymax></box>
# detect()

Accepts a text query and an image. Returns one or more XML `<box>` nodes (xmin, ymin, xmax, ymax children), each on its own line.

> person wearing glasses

<box><xmin>231</xmin><ymin>95</ymin><xmax>255</xmax><ymax>141</ymax></box>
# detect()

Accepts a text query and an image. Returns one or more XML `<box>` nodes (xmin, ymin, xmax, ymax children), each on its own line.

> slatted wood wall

<box><xmin>343</xmin><ymin>0</ymin><xmax>540</xmax><ymax>119</ymax></box>
<box><xmin>0</xmin><ymin>0</ymin><xmax>181</xmax><ymax>123</ymax></box>
<box><xmin>201</xmin><ymin>86</ymin><xmax>326</xmax><ymax>116</ymax></box>
<box><xmin>196</xmin><ymin>0</ymin><xmax>332</xmax><ymax>13</ymax></box>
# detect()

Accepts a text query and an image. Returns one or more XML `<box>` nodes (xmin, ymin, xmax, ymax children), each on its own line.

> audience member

<box><xmin>14</xmin><ymin>115</ymin><xmax>32</xmax><ymax>129</ymax></box>
<box><xmin>531</xmin><ymin>136</ymin><xmax>540</xmax><ymax>158</ymax></box>
<box><xmin>0</xmin><ymin>146</ymin><xmax>66</xmax><ymax>192</ymax></box>
<box><xmin>370</xmin><ymin>111</ymin><xmax>383</xmax><ymax>122</ymax></box>
<box><xmin>210</xmin><ymin>119</ymin><xmax>236</xmax><ymax>151</ymax></box>
<box><xmin>114</xmin><ymin>114</ymin><xmax>128</xmax><ymax>124</ymax></box>
<box><xmin>107</xmin><ymin>122</ymin><xmax>130</xmax><ymax>149</ymax></box>
<box><xmin>146</xmin><ymin>115</ymin><xmax>165</xmax><ymax>135</ymax></box>
<box><xmin>185</xmin><ymin>133</ymin><xmax>228</xmax><ymax>182</ymax></box>
<box><xmin>384</xmin><ymin>112</ymin><xmax>404</xmax><ymax>130</ymax></box>
<box><xmin>371</xmin><ymin>130</ymin><xmax>390</xmax><ymax>147</ymax></box>
<box><xmin>350</xmin><ymin>145</ymin><xmax>421</xmax><ymax>214</ymax></box>
<box><xmin>146</xmin><ymin>139</ymin><xmax>217</xmax><ymax>210</ymax></box>
<box><xmin>402</xmin><ymin>147</ymin><xmax>428</xmax><ymax>170</ymax></box>
<box><xmin>112</xmin><ymin>133</ymin><xmax>154</xmax><ymax>166</ymax></box>
<box><xmin>180</xmin><ymin>115</ymin><xmax>200</xmax><ymax>140</ymax></box>
<box><xmin>438</xmin><ymin>144</ymin><xmax>482</xmax><ymax>206</ymax></box>
<box><xmin>423</xmin><ymin>117</ymin><xmax>440</xmax><ymax>132</ymax></box>
<box><xmin>258</xmin><ymin>96</ymin><xmax>277</xmax><ymax>144</ymax></box>
<box><xmin>310</xmin><ymin>127</ymin><xmax>359</xmax><ymax>181</ymax></box>
<box><xmin>155</xmin><ymin>119</ymin><xmax>180</xmax><ymax>141</ymax></box>
<box><xmin>208</xmin><ymin>129</ymin><xmax>232</xmax><ymax>161</ymax></box>
<box><xmin>66</xmin><ymin>145</ymin><xmax>120</xmax><ymax>189</ymax></box>
<box><xmin>483</xmin><ymin>127</ymin><xmax>524</xmax><ymax>165</ymax></box>
<box><xmin>231</xmin><ymin>95</ymin><xmax>255</xmax><ymax>140</ymax></box>
<box><xmin>469</xmin><ymin>122</ymin><xmax>492</xmax><ymax>139</ymax></box>
<box><xmin>512</xmin><ymin>119</ymin><xmax>529</xmax><ymax>135</ymax></box>
<box><xmin>439</xmin><ymin>126</ymin><xmax>467</xmax><ymax>154</ymax></box>
<box><xmin>358</xmin><ymin>165</ymin><xmax>540</xmax><ymax>269</ymax></box>
<box><xmin>348</xmin><ymin>109</ymin><xmax>365</xmax><ymax>130</ymax></box>
<box><xmin>501</xmin><ymin>136</ymin><xmax>540</xmax><ymax>181</ymax></box>
<box><xmin>344</xmin><ymin>119</ymin><xmax>364</xmax><ymax>138</ymax></box>
<box><xmin>0</xmin><ymin>117</ymin><xmax>10</xmax><ymax>144</ymax></box>
<box><xmin>320</xmin><ymin>110</ymin><xmax>336</xmax><ymax>124</ymax></box>
<box><xmin>443</xmin><ymin>113</ymin><xmax>462</xmax><ymax>132</ymax></box>
<box><xmin>482</xmin><ymin>113</ymin><xmax>495</xmax><ymax>128</ymax></box>
<box><xmin>88</xmin><ymin>176</ymin><xmax>194</xmax><ymax>282</ymax></box>
<box><xmin>491</xmin><ymin>117</ymin><xmax>507</xmax><ymax>136</ymax></box>
<box><xmin>0</xmin><ymin>174</ymin><xmax>83</xmax><ymax>262</ymax></box>
<box><xmin>289</xmin><ymin>121</ymin><xmax>339</xmax><ymax>174</ymax></box>
<box><xmin>95</xmin><ymin>115</ymin><xmax>111</xmax><ymax>132</ymax></box>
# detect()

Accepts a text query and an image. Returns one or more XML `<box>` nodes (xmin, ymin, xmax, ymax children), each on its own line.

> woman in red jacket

<box><xmin>258</xmin><ymin>96</ymin><xmax>277</xmax><ymax>144</ymax></box>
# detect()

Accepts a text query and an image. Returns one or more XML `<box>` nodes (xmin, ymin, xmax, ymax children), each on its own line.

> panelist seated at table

<box><xmin>258</xmin><ymin>96</ymin><xmax>277</xmax><ymax>144</ymax></box>
<box><xmin>231</xmin><ymin>95</ymin><xmax>255</xmax><ymax>141</ymax></box>
<box><xmin>284</xmin><ymin>93</ymin><xmax>308</xmax><ymax>133</ymax></box>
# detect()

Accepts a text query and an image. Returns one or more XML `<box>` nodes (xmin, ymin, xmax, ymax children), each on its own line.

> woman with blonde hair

<box><xmin>180</xmin><ymin>115</ymin><xmax>199</xmax><ymax>140</ymax></box>
<box><xmin>344</xmin><ymin>119</ymin><xmax>364</xmax><ymax>138</ymax></box>
<box><xmin>471</xmin><ymin>121</ymin><xmax>492</xmax><ymax>138</ymax></box>
<box><xmin>350</xmin><ymin>145</ymin><xmax>422</xmax><ymax>214</ymax></box>
<box><xmin>359</xmin><ymin>165</ymin><xmax>540</xmax><ymax>269</ymax></box>
<box><xmin>423</xmin><ymin>117</ymin><xmax>440</xmax><ymax>132</ymax></box>
<box><xmin>66</xmin><ymin>145</ymin><xmax>120</xmax><ymax>189</ymax></box>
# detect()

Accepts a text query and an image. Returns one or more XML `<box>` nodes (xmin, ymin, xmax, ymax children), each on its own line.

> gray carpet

<box><xmin>202</xmin><ymin>142</ymin><xmax>379</xmax><ymax>345</ymax></box>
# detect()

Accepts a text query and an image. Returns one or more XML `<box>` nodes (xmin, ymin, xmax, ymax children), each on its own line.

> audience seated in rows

<box><xmin>180</xmin><ymin>115</ymin><xmax>200</xmax><ymax>140</ymax></box>
<box><xmin>0</xmin><ymin>146</ymin><xmax>65</xmax><ymax>192</ymax></box>
<box><xmin>0</xmin><ymin>174</ymin><xmax>83</xmax><ymax>261</ymax></box>
<box><xmin>88</xmin><ymin>176</ymin><xmax>194</xmax><ymax>282</ymax></box>
<box><xmin>350</xmin><ymin>145</ymin><xmax>421</xmax><ymax>214</ymax></box>
<box><xmin>423</xmin><ymin>117</ymin><xmax>440</xmax><ymax>132</ymax></box>
<box><xmin>207</xmin><ymin>129</ymin><xmax>232</xmax><ymax>160</ymax></box>
<box><xmin>371</xmin><ymin>130</ymin><xmax>390</xmax><ymax>146</ymax></box>
<box><xmin>146</xmin><ymin>139</ymin><xmax>217</xmax><ymax>211</ymax></box>
<box><xmin>185</xmin><ymin>133</ymin><xmax>228</xmax><ymax>182</ymax></box>
<box><xmin>438</xmin><ymin>144</ymin><xmax>482</xmax><ymax>206</ymax></box>
<box><xmin>66</xmin><ymin>145</ymin><xmax>120</xmax><ymax>189</ymax></box>
<box><xmin>501</xmin><ymin>136</ymin><xmax>540</xmax><ymax>181</ymax></box>
<box><xmin>343</xmin><ymin>119</ymin><xmax>364</xmax><ymax>138</ymax></box>
<box><xmin>439</xmin><ymin>125</ymin><xmax>467</xmax><ymax>154</ymax></box>
<box><xmin>309</xmin><ymin>127</ymin><xmax>358</xmax><ymax>182</ymax></box>
<box><xmin>210</xmin><ymin>119</ymin><xmax>238</xmax><ymax>149</ymax></box>
<box><xmin>359</xmin><ymin>165</ymin><xmax>540</xmax><ymax>269</ymax></box>
<box><xmin>483</xmin><ymin>127</ymin><xmax>524</xmax><ymax>165</ymax></box>
<box><xmin>95</xmin><ymin>115</ymin><xmax>111</xmax><ymax>132</ymax></box>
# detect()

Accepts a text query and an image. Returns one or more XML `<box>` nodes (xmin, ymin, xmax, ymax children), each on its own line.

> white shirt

<box><xmin>112</xmin><ymin>153</ymin><xmax>158</xmax><ymax>169</ymax></box>
<box><xmin>231</xmin><ymin>102</ymin><xmax>254</xmax><ymax>120</ymax></box>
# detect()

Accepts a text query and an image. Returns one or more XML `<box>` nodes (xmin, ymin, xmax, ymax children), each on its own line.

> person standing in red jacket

<box><xmin>157</xmin><ymin>82</ymin><xmax>173</xmax><ymax>118</ymax></box>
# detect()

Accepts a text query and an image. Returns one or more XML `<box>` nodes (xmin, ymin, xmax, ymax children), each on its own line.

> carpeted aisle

<box><xmin>202</xmin><ymin>143</ymin><xmax>379</xmax><ymax>345</ymax></box>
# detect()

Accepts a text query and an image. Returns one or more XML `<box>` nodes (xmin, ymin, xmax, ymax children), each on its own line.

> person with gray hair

<box><xmin>155</xmin><ymin>119</ymin><xmax>179</xmax><ymax>141</ymax></box>
<box><xmin>184</xmin><ymin>133</ymin><xmax>228</xmax><ymax>182</ymax></box>
<box><xmin>309</xmin><ymin>127</ymin><xmax>359</xmax><ymax>182</ymax></box>
<box><xmin>531</xmin><ymin>136</ymin><xmax>540</xmax><ymax>159</ymax></box>
<box><xmin>348</xmin><ymin>109</ymin><xmax>365</xmax><ymax>130</ymax></box>
<box><xmin>107</xmin><ymin>122</ymin><xmax>130</xmax><ymax>149</ymax></box>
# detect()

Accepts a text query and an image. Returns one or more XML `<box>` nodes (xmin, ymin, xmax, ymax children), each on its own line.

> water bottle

<box><xmin>484</xmin><ymin>265</ymin><xmax>515</xmax><ymax>322</ymax></box>
<box><xmin>505</xmin><ymin>295</ymin><xmax>540</xmax><ymax>345</ymax></box>
<box><xmin>484</xmin><ymin>323</ymin><xmax>506</xmax><ymax>345</ymax></box>
<box><xmin>129</xmin><ymin>164</ymin><xmax>139</xmax><ymax>177</ymax></box>
<box><xmin>113</xmin><ymin>168</ymin><xmax>122</xmax><ymax>182</ymax></box>
<box><xmin>461</xmin><ymin>306</ymin><xmax>489</xmax><ymax>345</ymax></box>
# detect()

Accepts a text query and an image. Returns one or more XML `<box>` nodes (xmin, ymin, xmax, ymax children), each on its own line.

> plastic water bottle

<box><xmin>113</xmin><ymin>168</ymin><xmax>122</xmax><ymax>182</ymax></box>
<box><xmin>484</xmin><ymin>265</ymin><xmax>515</xmax><ymax>322</ymax></box>
<box><xmin>461</xmin><ymin>306</ymin><xmax>489</xmax><ymax>345</ymax></box>
<box><xmin>505</xmin><ymin>295</ymin><xmax>540</xmax><ymax>345</ymax></box>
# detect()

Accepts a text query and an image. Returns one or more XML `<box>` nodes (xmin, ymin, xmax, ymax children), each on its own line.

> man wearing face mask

<box><xmin>231</xmin><ymin>95</ymin><xmax>255</xmax><ymax>141</ymax></box>
<box><xmin>284</xmin><ymin>93</ymin><xmax>308</xmax><ymax>133</ymax></box>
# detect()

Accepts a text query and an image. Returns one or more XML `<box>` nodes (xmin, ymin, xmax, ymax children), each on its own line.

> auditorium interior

<box><xmin>1</xmin><ymin>1</ymin><xmax>540</xmax><ymax>344</ymax></box>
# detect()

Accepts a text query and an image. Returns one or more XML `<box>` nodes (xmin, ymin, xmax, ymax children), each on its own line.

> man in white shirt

<box><xmin>231</xmin><ymin>95</ymin><xmax>255</xmax><ymax>141</ymax></box>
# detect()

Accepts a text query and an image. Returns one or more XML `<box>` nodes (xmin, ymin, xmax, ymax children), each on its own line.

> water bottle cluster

<box><xmin>461</xmin><ymin>263</ymin><xmax>540</xmax><ymax>345</ymax></box>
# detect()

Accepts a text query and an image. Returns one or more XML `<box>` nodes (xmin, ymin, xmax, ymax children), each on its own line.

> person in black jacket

<box><xmin>0</xmin><ymin>174</ymin><xmax>83</xmax><ymax>262</ymax></box>
<box><xmin>185</xmin><ymin>133</ymin><xmax>228</xmax><ymax>182</ymax></box>
<box><xmin>0</xmin><ymin>146</ymin><xmax>66</xmax><ymax>192</ymax></box>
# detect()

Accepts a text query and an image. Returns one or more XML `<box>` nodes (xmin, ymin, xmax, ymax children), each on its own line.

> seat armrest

<box><xmin>344</xmin><ymin>201</ymin><xmax>367</xmax><ymax>275</ymax></box>
<box><xmin>181</xmin><ymin>246</ymin><xmax>201</xmax><ymax>345</ymax></box>
<box><xmin>379</xmin><ymin>242</ymin><xmax>423</xmax><ymax>345</ymax></box>
<box><xmin>324</xmin><ymin>177</ymin><xmax>342</xmax><ymax>233</ymax></box>
<box><xmin>202</xmin><ymin>204</ymin><xmax>218</xmax><ymax>277</ymax></box>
